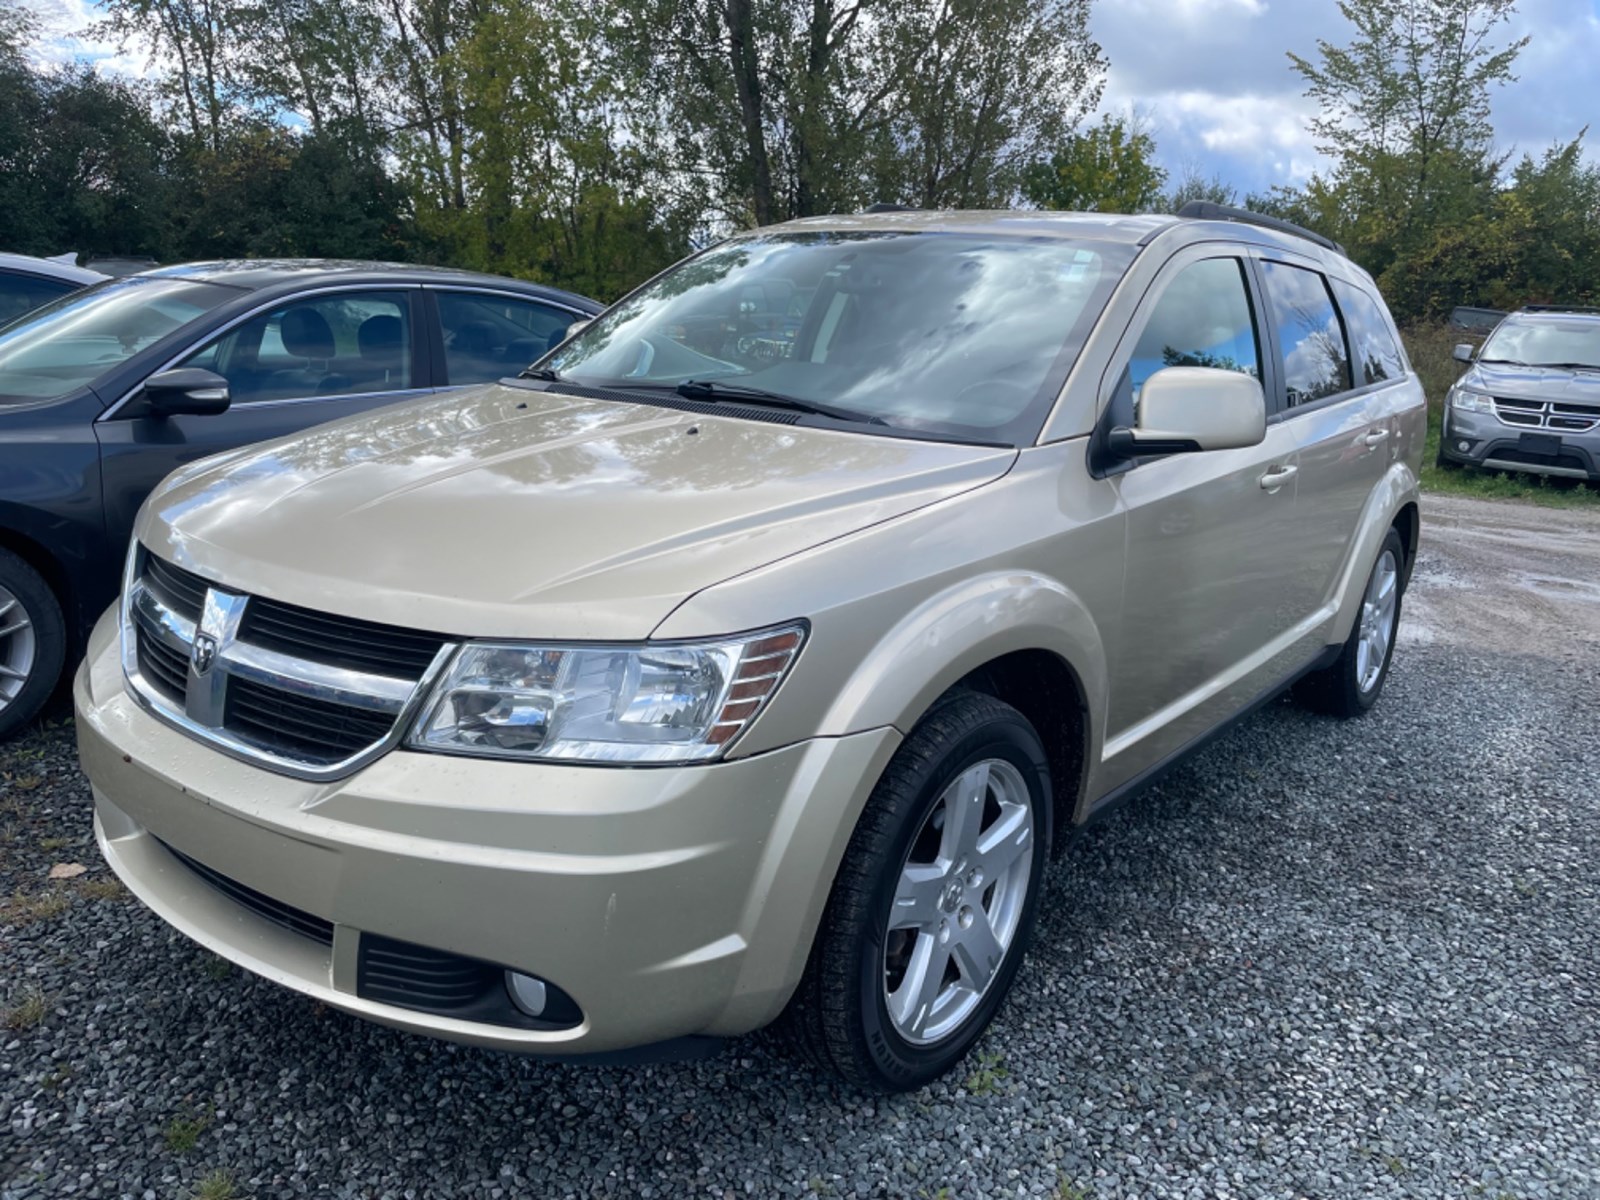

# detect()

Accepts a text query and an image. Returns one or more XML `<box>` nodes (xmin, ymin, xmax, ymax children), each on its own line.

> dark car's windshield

<box><xmin>0</xmin><ymin>276</ymin><xmax>238</xmax><ymax>405</ymax></box>
<box><xmin>545</xmin><ymin>231</ymin><xmax>1133</xmax><ymax>443</ymax></box>
<box><xmin>1479</xmin><ymin>317</ymin><xmax>1600</xmax><ymax>370</ymax></box>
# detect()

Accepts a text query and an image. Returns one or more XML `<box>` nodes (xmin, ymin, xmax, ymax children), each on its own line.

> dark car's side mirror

<box><xmin>143</xmin><ymin>368</ymin><xmax>231</xmax><ymax>417</ymax></box>
<box><xmin>1106</xmin><ymin>367</ymin><xmax>1267</xmax><ymax>458</ymax></box>
<box><xmin>1453</xmin><ymin>343</ymin><xmax>1475</xmax><ymax>364</ymax></box>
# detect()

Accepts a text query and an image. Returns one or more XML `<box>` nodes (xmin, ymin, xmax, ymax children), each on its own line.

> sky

<box><xmin>1091</xmin><ymin>0</ymin><xmax>1600</xmax><ymax>196</ymax></box>
<box><xmin>22</xmin><ymin>0</ymin><xmax>1600</xmax><ymax>197</ymax></box>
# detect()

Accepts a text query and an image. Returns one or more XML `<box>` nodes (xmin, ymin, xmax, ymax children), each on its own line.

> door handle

<box><xmin>1364</xmin><ymin>428</ymin><xmax>1390</xmax><ymax>446</ymax></box>
<box><xmin>1259</xmin><ymin>464</ymin><xmax>1298</xmax><ymax>491</ymax></box>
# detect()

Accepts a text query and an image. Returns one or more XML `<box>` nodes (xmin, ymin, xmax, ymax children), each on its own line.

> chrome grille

<box><xmin>1493</xmin><ymin>396</ymin><xmax>1600</xmax><ymax>432</ymax></box>
<box><xmin>121</xmin><ymin>549</ymin><xmax>455</xmax><ymax>779</ymax></box>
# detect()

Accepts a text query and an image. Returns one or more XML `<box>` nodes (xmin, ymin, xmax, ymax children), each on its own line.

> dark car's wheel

<box><xmin>1295</xmin><ymin>528</ymin><xmax>1405</xmax><ymax>719</ymax></box>
<box><xmin>1434</xmin><ymin>440</ymin><xmax>1460</xmax><ymax>470</ymax></box>
<box><xmin>0</xmin><ymin>549</ymin><xmax>66</xmax><ymax>739</ymax></box>
<box><xmin>786</xmin><ymin>692</ymin><xmax>1051</xmax><ymax>1092</ymax></box>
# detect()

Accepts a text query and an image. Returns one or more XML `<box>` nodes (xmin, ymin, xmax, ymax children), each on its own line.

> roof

<box><xmin>135</xmin><ymin>259</ymin><xmax>600</xmax><ymax>309</ymax></box>
<box><xmin>0</xmin><ymin>252</ymin><xmax>106</xmax><ymax>286</ymax></box>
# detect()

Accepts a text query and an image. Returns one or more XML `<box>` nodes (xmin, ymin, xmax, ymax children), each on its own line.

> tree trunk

<box><xmin>725</xmin><ymin>0</ymin><xmax>773</xmax><ymax>225</ymax></box>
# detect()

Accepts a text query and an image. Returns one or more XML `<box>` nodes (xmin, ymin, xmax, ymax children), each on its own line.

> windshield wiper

<box><xmin>1475</xmin><ymin>357</ymin><xmax>1521</xmax><ymax>365</ymax></box>
<box><xmin>1530</xmin><ymin>361</ymin><xmax>1600</xmax><ymax>371</ymax></box>
<box><xmin>674</xmin><ymin>378</ymin><xmax>887</xmax><ymax>425</ymax></box>
<box><xmin>519</xmin><ymin>365</ymin><xmax>562</xmax><ymax>381</ymax></box>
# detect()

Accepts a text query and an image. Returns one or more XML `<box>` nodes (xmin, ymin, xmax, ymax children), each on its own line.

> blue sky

<box><xmin>1091</xmin><ymin>0</ymin><xmax>1600</xmax><ymax>195</ymax></box>
<box><xmin>25</xmin><ymin>0</ymin><xmax>1600</xmax><ymax>196</ymax></box>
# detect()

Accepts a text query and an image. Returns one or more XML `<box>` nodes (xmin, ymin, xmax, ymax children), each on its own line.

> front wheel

<box><xmin>1295</xmin><ymin>528</ymin><xmax>1405</xmax><ymax>718</ymax></box>
<box><xmin>0</xmin><ymin>548</ymin><xmax>66</xmax><ymax>740</ymax></box>
<box><xmin>785</xmin><ymin>692</ymin><xmax>1051</xmax><ymax>1092</ymax></box>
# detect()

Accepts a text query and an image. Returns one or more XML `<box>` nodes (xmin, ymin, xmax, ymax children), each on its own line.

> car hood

<box><xmin>1464</xmin><ymin>362</ymin><xmax>1600</xmax><ymax>404</ymax></box>
<box><xmin>137</xmin><ymin>383</ymin><xmax>1016</xmax><ymax>639</ymax></box>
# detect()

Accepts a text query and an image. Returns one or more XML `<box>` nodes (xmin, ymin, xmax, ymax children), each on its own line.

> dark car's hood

<box><xmin>1464</xmin><ymin>361</ymin><xmax>1600</xmax><ymax>404</ymax></box>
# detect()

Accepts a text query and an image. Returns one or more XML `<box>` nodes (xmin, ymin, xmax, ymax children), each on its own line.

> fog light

<box><xmin>1457</xmin><ymin>440</ymin><xmax>1471</xmax><ymax>452</ymax></box>
<box><xmin>506</xmin><ymin>971</ymin><xmax>547</xmax><ymax>1017</ymax></box>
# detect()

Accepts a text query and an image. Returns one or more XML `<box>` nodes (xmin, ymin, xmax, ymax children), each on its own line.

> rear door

<box><xmin>1101</xmin><ymin>246</ymin><xmax>1310</xmax><ymax>789</ymax></box>
<box><xmin>1252</xmin><ymin>257</ymin><xmax>1394</xmax><ymax>626</ymax></box>
<box><xmin>95</xmin><ymin>286</ymin><xmax>431</xmax><ymax>556</ymax></box>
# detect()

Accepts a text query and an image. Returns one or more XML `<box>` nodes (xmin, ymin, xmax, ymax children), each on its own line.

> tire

<box><xmin>1294</xmin><ymin>528</ymin><xmax>1405</xmax><ymax>719</ymax></box>
<box><xmin>784</xmin><ymin>692</ymin><xmax>1052</xmax><ymax>1092</ymax></box>
<box><xmin>1434</xmin><ymin>441</ymin><xmax>1460</xmax><ymax>470</ymax></box>
<box><xmin>0</xmin><ymin>548</ymin><xmax>67</xmax><ymax>740</ymax></box>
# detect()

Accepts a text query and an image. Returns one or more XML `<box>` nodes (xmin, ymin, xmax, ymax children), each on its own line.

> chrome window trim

<box><xmin>120</xmin><ymin>547</ymin><xmax>458</xmax><ymax>781</ymax></box>
<box><xmin>98</xmin><ymin>282</ymin><xmax>428</xmax><ymax>422</ymax></box>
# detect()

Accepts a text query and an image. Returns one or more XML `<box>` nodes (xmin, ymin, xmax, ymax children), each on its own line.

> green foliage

<box><xmin>1022</xmin><ymin>113</ymin><xmax>1166</xmax><ymax>213</ymax></box>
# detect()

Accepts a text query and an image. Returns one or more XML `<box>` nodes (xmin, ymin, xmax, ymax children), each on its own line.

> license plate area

<box><xmin>1518</xmin><ymin>432</ymin><xmax>1563</xmax><ymax>459</ymax></box>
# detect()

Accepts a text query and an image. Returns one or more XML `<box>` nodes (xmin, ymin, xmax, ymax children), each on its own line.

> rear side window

<box><xmin>1330</xmin><ymin>279</ymin><xmax>1405</xmax><ymax>384</ymax></box>
<box><xmin>1259</xmin><ymin>261</ymin><xmax>1351</xmax><ymax>406</ymax></box>
<box><xmin>437</xmin><ymin>291</ymin><xmax>576</xmax><ymax>385</ymax></box>
<box><xmin>0</xmin><ymin>272</ymin><xmax>79</xmax><ymax>326</ymax></box>
<box><xmin>1128</xmin><ymin>257</ymin><xmax>1262</xmax><ymax>397</ymax></box>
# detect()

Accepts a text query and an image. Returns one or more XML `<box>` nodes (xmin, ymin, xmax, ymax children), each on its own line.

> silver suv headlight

<box><xmin>407</xmin><ymin>624</ymin><xmax>806</xmax><ymax>764</ymax></box>
<box><xmin>1449</xmin><ymin>385</ymin><xmax>1495</xmax><ymax>414</ymax></box>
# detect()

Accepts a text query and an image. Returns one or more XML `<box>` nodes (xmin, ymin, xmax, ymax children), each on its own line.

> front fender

<box><xmin>1330</xmin><ymin>461</ymin><xmax>1421</xmax><ymax>643</ymax></box>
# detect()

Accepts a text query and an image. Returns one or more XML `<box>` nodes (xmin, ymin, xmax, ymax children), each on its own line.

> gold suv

<box><xmin>76</xmin><ymin>206</ymin><xmax>1424</xmax><ymax>1091</ymax></box>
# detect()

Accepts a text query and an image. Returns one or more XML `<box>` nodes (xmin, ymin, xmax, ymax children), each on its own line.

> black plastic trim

<box><xmin>1177</xmin><ymin>201</ymin><xmax>1346</xmax><ymax>256</ymax></box>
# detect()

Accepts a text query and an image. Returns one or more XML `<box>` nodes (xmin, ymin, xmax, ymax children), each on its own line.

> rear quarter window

<box><xmin>1259</xmin><ymin>260</ymin><xmax>1352</xmax><ymax>407</ymax></box>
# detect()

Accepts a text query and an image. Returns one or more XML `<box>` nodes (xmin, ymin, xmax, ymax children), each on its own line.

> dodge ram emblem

<box><xmin>191</xmin><ymin>633</ymin><xmax>218</xmax><ymax>676</ymax></box>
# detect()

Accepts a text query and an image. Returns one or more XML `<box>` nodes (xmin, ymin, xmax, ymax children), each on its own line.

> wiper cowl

<box><xmin>674</xmin><ymin>379</ymin><xmax>886</xmax><ymax>425</ymax></box>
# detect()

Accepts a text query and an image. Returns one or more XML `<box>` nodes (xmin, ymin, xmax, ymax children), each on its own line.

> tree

<box><xmin>1164</xmin><ymin>164</ymin><xmax>1237</xmax><ymax>212</ymax></box>
<box><xmin>1021</xmin><ymin>112</ymin><xmax>1165</xmax><ymax>213</ymax></box>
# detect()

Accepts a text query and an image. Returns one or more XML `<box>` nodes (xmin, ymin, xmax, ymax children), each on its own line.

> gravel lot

<box><xmin>4</xmin><ymin>493</ymin><xmax>1598</xmax><ymax>1200</ymax></box>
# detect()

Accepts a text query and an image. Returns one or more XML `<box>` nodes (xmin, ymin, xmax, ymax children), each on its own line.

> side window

<box><xmin>1259</xmin><ymin>261</ymin><xmax>1352</xmax><ymax>406</ymax></box>
<box><xmin>0</xmin><ymin>273</ymin><xmax>78</xmax><ymax>326</ymax></box>
<box><xmin>176</xmin><ymin>291</ymin><xmax>413</xmax><ymax>404</ymax></box>
<box><xmin>1330</xmin><ymin>278</ymin><xmax>1405</xmax><ymax>385</ymax></box>
<box><xmin>438</xmin><ymin>291</ymin><xmax>575</xmax><ymax>385</ymax></box>
<box><xmin>1128</xmin><ymin>257</ymin><xmax>1262</xmax><ymax>398</ymax></box>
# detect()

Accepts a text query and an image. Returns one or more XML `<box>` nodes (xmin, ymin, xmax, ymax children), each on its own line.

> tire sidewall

<box><xmin>850</xmin><ymin>705</ymin><xmax>1051</xmax><ymax>1090</ymax></box>
<box><xmin>0</xmin><ymin>551</ymin><xmax>66</xmax><ymax>740</ymax></box>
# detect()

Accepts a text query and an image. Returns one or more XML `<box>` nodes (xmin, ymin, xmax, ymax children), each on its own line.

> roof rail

<box><xmin>860</xmin><ymin>202</ymin><xmax>919</xmax><ymax>213</ymax></box>
<box><xmin>1176</xmin><ymin>201</ymin><xmax>1345</xmax><ymax>256</ymax></box>
<box><xmin>1519</xmin><ymin>304</ymin><xmax>1600</xmax><ymax>316</ymax></box>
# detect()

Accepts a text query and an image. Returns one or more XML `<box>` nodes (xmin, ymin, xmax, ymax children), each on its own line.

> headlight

<box><xmin>1450</xmin><ymin>386</ymin><xmax>1495</xmax><ymax>414</ymax></box>
<box><xmin>407</xmin><ymin>624</ymin><xmax>806</xmax><ymax>763</ymax></box>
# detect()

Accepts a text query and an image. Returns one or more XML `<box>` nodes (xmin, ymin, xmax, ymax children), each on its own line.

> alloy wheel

<box><xmin>0</xmin><ymin>584</ymin><xmax>36</xmax><ymax>715</ymax></box>
<box><xmin>1356</xmin><ymin>548</ymin><xmax>1399</xmax><ymax>693</ymax></box>
<box><xmin>883</xmin><ymin>758</ymin><xmax>1034</xmax><ymax>1045</ymax></box>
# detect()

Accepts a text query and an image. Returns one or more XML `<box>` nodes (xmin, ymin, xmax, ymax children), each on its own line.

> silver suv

<box><xmin>76</xmin><ymin>206</ymin><xmax>1424</xmax><ymax>1091</ymax></box>
<box><xmin>1439</xmin><ymin>306</ymin><xmax>1600</xmax><ymax>482</ymax></box>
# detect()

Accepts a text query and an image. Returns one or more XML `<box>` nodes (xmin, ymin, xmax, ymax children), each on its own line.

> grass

<box><xmin>163</xmin><ymin>1110</ymin><xmax>212</xmax><ymax>1155</ymax></box>
<box><xmin>202</xmin><ymin>955</ymin><xmax>234</xmax><ymax>981</ymax></box>
<box><xmin>2</xmin><ymin>986</ymin><xmax>50</xmax><ymax>1030</ymax></box>
<box><xmin>1402</xmin><ymin>323</ymin><xmax>1600</xmax><ymax>509</ymax></box>
<box><xmin>39</xmin><ymin>836</ymin><xmax>72</xmax><ymax>852</ymax></box>
<box><xmin>2</xmin><ymin>889</ymin><xmax>70</xmax><ymax>924</ymax></box>
<box><xmin>189</xmin><ymin>1169</ymin><xmax>242</xmax><ymax>1200</ymax></box>
<box><xmin>962</xmin><ymin>1049</ymin><xmax>1007</xmax><ymax>1096</ymax></box>
<box><xmin>1053</xmin><ymin>1179</ymin><xmax>1095</xmax><ymax>1200</ymax></box>
<box><xmin>76</xmin><ymin>877</ymin><xmax>126</xmax><ymax>902</ymax></box>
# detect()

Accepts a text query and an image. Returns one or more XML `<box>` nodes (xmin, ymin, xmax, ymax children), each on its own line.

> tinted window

<box><xmin>1260</xmin><ymin>261</ymin><xmax>1351</xmax><ymax>406</ymax></box>
<box><xmin>439</xmin><ymin>291</ymin><xmax>574</xmax><ymax>385</ymax></box>
<box><xmin>1129</xmin><ymin>257</ymin><xmax>1261</xmax><ymax>397</ymax></box>
<box><xmin>0</xmin><ymin>273</ymin><xmax>79</xmax><ymax>326</ymax></box>
<box><xmin>1330</xmin><ymin>279</ymin><xmax>1404</xmax><ymax>383</ymax></box>
<box><xmin>178</xmin><ymin>291</ymin><xmax>413</xmax><ymax>404</ymax></box>
<box><xmin>549</xmin><ymin>232</ymin><xmax>1134</xmax><ymax>444</ymax></box>
<box><xmin>0</xmin><ymin>277</ymin><xmax>235</xmax><ymax>405</ymax></box>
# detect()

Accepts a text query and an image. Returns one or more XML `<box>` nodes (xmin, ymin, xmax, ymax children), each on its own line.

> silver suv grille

<box><xmin>122</xmin><ymin>548</ymin><xmax>455</xmax><ymax>779</ymax></box>
<box><xmin>1492</xmin><ymin>396</ymin><xmax>1600</xmax><ymax>433</ymax></box>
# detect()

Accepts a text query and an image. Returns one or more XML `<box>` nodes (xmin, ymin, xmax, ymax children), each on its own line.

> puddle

<box><xmin>1514</xmin><ymin>573</ymin><xmax>1600</xmax><ymax>602</ymax></box>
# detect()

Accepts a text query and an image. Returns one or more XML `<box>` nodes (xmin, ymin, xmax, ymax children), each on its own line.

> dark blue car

<box><xmin>0</xmin><ymin>260</ymin><xmax>601</xmax><ymax>735</ymax></box>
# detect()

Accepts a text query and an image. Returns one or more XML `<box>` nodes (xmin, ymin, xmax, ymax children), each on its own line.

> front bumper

<box><xmin>1439</xmin><ymin>407</ymin><xmax>1600</xmax><ymax>480</ymax></box>
<box><xmin>75</xmin><ymin>610</ymin><xmax>899</xmax><ymax>1055</ymax></box>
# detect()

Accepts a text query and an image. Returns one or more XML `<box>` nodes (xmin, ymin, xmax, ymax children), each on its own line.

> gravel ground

<box><xmin>3</xmin><ymin>493</ymin><xmax>1598</xmax><ymax>1200</ymax></box>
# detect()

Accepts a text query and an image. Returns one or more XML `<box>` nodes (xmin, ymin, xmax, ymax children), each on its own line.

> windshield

<box><xmin>546</xmin><ymin>231</ymin><xmax>1132</xmax><ymax>443</ymax></box>
<box><xmin>0</xmin><ymin>276</ymin><xmax>238</xmax><ymax>405</ymax></box>
<box><xmin>1479</xmin><ymin>317</ymin><xmax>1600</xmax><ymax>369</ymax></box>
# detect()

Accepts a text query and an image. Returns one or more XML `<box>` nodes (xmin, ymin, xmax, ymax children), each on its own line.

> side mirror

<box><xmin>1453</xmin><ymin>343</ymin><xmax>1475</xmax><ymax>364</ymax></box>
<box><xmin>143</xmin><ymin>368</ymin><xmax>231</xmax><ymax>417</ymax></box>
<box><xmin>1108</xmin><ymin>366</ymin><xmax>1266</xmax><ymax>457</ymax></box>
<box><xmin>565</xmin><ymin>318</ymin><xmax>591</xmax><ymax>340</ymax></box>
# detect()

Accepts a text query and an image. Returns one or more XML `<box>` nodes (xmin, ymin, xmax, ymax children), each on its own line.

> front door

<box><xmin>1100</xmin><ymin>251</ymin><xmax>1311</xmax><ymax>792</ymax></box>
